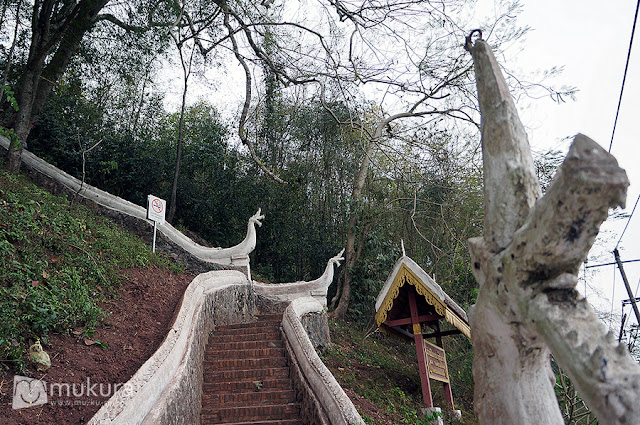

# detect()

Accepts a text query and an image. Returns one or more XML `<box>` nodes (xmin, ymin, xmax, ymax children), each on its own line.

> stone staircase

<box><xmin>200</xmin><ymin>314</ymin><xmax>302</xmax><ymax>425</ymax></box>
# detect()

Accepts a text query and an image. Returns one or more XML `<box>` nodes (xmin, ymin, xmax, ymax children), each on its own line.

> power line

<box><xmin>585</xmin><ymin>258</ymin><xmax>640</xmax><ymax>269</ymax></box>
<box><xmin>608</xmin><ymin>0</ymin><xmax>640</xmax><ymax>153</ymax></box>
<box><xmin>615</xmin><ymin>192</ymin><xmax>640</xmax><ymax>250</ymax></box>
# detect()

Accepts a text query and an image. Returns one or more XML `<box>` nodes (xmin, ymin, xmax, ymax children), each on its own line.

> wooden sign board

<box><xmin>423</xmin><ymin>340</ymin><xmax>450</xmax><ymax>383</ymax></box>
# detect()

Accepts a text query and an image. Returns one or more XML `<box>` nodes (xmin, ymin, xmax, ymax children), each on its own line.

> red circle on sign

<box><xmin>152</xmin><ymin>199</ymin><xmax>163</xmax><ymax>213</ymax></box>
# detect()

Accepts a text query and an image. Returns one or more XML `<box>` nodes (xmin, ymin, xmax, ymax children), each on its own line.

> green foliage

<box><xmin>0</xmin><ymin>85</ymin><xmax>20</xmax><ymax>146</ymax></box>
<box><xmin>2</xmin><ymin>85</ymin><xmax>19</xmax><ymax>111</ymax></box>
<box><xmin>246</xmin><ymin>100</ymin><xmax>360</xmax><ymax>282</ymax></box>
<box><xmin>0</xmin><ymin>170</ymin><xmax>176</xmax><ymax>370</ymax></box>
<box><xmin>346</xmin><ymin>229</ymin><xmax>402</xmax><ymax>322</ymax></box>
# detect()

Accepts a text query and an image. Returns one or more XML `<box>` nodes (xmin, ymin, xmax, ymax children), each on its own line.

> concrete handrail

<box><xmin>254</xmin><ymin>249</ymin><xmax>344</xmax><ymax>307</ymax></box>
<box><xmin>0</xmin><ymin>136</ymin><xmax>261</xmax><ymax>266</ymax></box>
<box><xmin>282</xmin><ymin>300</ymin><xmax>365</xmax><ymax>425</ymax></box>
<box><xmin>3</xmin><ymin>137</ymin><xmax>364</xmax><ymax>424</ymax></box>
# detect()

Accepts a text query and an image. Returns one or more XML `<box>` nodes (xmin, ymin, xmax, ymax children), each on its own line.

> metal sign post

<box><xmin>147</xmin><ymin>195</ymin><xmax>166</xmax><ymax>253</ymax></box>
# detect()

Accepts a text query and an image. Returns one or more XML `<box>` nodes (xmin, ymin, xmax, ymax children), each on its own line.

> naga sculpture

<box><xmin>254</xmin><ymin>249</ymin><xmax>345</xmax><ymax>307</ymax></box>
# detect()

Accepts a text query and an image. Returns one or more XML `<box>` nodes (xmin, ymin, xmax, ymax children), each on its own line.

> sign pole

<box><xmin>435</xmin><ymin>322</ymin><xmax>454</xmax><ymax>407</ymax></box>
<box><xmin>152</xmin><ymin>221</ymin><xmax>157</xmax><ymax>253</ymax></box>
<box><xmin>408</xmin><ymin>289</ymin><xmax>433</xmax><ymax>407</ymax></box>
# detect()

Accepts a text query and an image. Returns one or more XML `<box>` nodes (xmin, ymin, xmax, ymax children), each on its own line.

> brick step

<box><xmin>205</xmin><ymin>356</ymin><xmax>287</xmax><ymax>370</ymax></box>
<box><xmin>202</xmin><ymin>389</ymin><xmax>296</xmax><ymax>406</ymax></box>
<box><xmin>203</xmin><ymin>378</ymin><xmax>293</xmax><ymax>393</ymax></box>
<box><xmin>207</xmin><ymin>339</ymin><xmax>283</xmax><ymax>351</ymax></box>
<box><xmin>210</xmin><ymin>330</ymin><xmax>281</xmax><ymax>342</ymax></box>
<box><xmin>200</xmin><ymin>419</ymin><xmax>301</xmax><ymax>425</ymax></box>
<box><xmin>216</xmin><ymin>320</ymin><xmax>281</xmax><ymax>331</ymax></box>
<box><xmin>212</xmin><ymin>326</ymin><xmax>280</xmax><ymax>335</ymax></box>
<box><xmin>205</xmin><ymin>347</ymin><xmax>285</xmax><ymax>360</ymax></box>
<box><xmin>200</xmin><ymin>402</ymin><xmax>301</xmax><ymax>423</ymax></box>
<box><xmin>204</xmin><ymin>366</ymin><xmax>290</xmax><ymax>381</ymax></box>
<box><xmin>255</xmin><ymin>313</ymin><xmax>284</xmax><ymax>320</ymax></box>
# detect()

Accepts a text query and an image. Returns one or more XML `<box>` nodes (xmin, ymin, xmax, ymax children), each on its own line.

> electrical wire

<box><xmin>608</xmin><ymin>0</ymin><xmax>640</xmax><ymax>153</ymax></box>
<box><xmin>615</xmin><ymin>192</ymin><xmax>640</xmax><ymax>250</ymax></box>
<box><xmin>585</xmin><ymin>258</ymin><xmax>640</xmax><ymax>269</ymax></box>
<box><xmin>619</xmin><ymin>276</ymin><xmax>640</xmax><ymax>341</ymax></box>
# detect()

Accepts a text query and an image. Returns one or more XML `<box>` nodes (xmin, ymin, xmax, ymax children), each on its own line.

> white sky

<box><xmin>479</xmin><ymin>0</ymin><xmax>640</xmax><ymax>331</ymax></box>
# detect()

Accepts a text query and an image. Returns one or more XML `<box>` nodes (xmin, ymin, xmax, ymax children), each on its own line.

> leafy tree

<box><xmin>4</xmin><ymin>0</ymin><xmax>112</xmax><ymax>172</ymax></box>
<box><xmin>1</xmin><ymin>0</ymin><xmax>177</xmax><ymax>172</ymax></box>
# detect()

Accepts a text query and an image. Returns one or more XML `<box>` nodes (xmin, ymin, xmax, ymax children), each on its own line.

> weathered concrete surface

<box><xmin>87</xmin><ymin>271</ymin><xmax>254</xmax><ymax>424</ymax></box>
<box><xmin>466</xmin><ymin>35</ymin><xmax>640</xmax><ymax>425</ymax></box>
<box><xmin>467</xmin><ymin>36</ymin><xmax>541</xmax><ymax>252</ymax></box>
<box><xmin>300</xmin><ymin>311</ymin><xmax>331</xmax><ymax>350</ymax></box>
<box><xmin>258</xmin><ymin>294</ymin><xmax>332</xmax><ymax>349</ymax></box>
<box><xmin>282</xmin><ymin>301</ymin><xmax>365</xmax><ymax>425</ymax></box>
<box><xmin>254</xmin><ymin>250</ymin><xmax>344</xmax><ymax>307</ymax></box>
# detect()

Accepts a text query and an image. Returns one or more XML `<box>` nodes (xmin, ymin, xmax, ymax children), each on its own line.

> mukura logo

<box><xmin>13</xmin><ymin>375</ymin><xmax>129</xmax><ymax>409</ymax></box>
<box><xmin>13</xmin><ymin>375</ymin><xmax>48</xmax><ymax>409</ymax></box>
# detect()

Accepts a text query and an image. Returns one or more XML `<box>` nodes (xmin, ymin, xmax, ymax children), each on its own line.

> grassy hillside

<box><xmin>321</xmin><ymin>320</ymin><xmax>478</xmax><ymax>424</ymax></box>
<box><xmin>0</xmin><ymin>169</ymin><xmax>180</xmax><ymax>371</ymax></box>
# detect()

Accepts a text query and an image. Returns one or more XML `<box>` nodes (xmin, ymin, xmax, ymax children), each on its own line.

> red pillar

<box><xmin>436</xmin><ymin>326</ymin><xmax>454</xmax><ymax>407</ymax></box>
<box><xmin>408</xmin><ymin>289</ymin><xmax>433</xmax><ymax>407</ymax></box>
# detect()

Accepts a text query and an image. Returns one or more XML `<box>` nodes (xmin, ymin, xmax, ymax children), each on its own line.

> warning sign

<box><xmin>147</xmin><ymin>195</ymin><xmax>166</xmax><ymax>223</ymax></box>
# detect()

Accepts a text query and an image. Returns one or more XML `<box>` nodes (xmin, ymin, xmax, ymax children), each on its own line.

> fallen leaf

<box><xmin>71</xmin><ymin>329</ymin><xmax>83</xmax><ymax>336</ymax></box>
<box><xmin>42</xmin><ymin>271</ymin><xmax>50</xmax><ymax>279</ymax></box>
<box><xmin>31</xmin><ymin>280</ymin><xmax>40</xmax><ymax>287</ymax></box>
<box><xmin>84</xmin><ymin>338</ymin><xmax>97</xmax><ymax>346</ymax></box>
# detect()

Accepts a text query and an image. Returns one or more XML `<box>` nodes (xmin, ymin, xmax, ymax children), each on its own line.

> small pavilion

<box><xmin>375</xmin><ymin>254</ymin><xmax>471</xmax><ymax>409</ymax></box>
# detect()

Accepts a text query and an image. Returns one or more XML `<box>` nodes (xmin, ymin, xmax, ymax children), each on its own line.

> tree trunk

<box><xmin>167</xmin><ymin>39</ymin><xmax>192</xmax><ymax>224</ymax></box>
<box><xmin>4</xmin><ymin>0</ymin><xmax>109</xmax><ymax>173</ymax></box>
<box><xmin>167</xmin><ymin>79</ymin><xmax>187</xmax><ymax>224</ymax></box>
<box><xmin>331</xmin><ymin>112</ymin><xmax>418</xmax><ymax>319</ymax></box>
<box><xmin>330</xmin><ymin>100</ymin><xmax>387</xmax><ymax>319</ymax></box>
<box><xmin>0</xmin><ymin>0</ymin><xmax>23</xmax><ymax>105</ymax></box>
<box><xmin>331</xmin><ymin>213</ymin><xmax>359</xmax><ymax>319</ymax></box>
<box><xmin>466</xmin><ymin>34</ymin><xmax>640</xmax><ymax>425</ymax></box>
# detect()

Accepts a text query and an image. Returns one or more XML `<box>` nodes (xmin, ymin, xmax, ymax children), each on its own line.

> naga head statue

<box><xmin>250</xmin><ymin>208</ymin><xmax>265</xmax><ymax>228</ymax></box>
<box><xmin>329</xmin><ymin>249</ymin><xmax>345</xmax><ymax>267</ymax></box>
